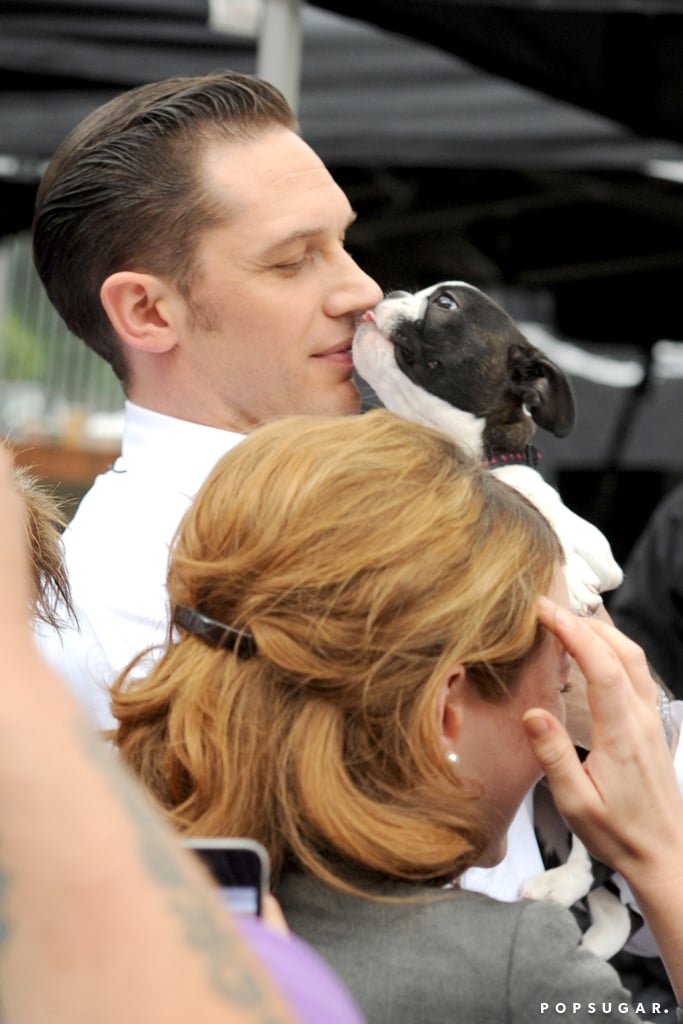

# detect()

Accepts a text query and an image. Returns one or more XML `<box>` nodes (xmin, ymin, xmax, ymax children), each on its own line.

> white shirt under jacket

<box><xmin>35</xmin><ymin>400</ymin><xmax>683</xmax><ymax>949</ymax></box>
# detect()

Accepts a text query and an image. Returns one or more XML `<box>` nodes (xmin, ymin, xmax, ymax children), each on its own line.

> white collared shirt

<box><xmin>36</xmin><ymin>400</ymin><xmax>244</xmax><ymax>728</ymax></box>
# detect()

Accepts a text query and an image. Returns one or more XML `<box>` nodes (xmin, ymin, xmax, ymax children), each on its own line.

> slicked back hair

<box><xmin>32</xmin><ymin>72</ymin><xmax>297</xmax><ymax>384</ymax></box>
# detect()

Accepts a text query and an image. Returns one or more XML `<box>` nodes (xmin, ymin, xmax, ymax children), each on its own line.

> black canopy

<box><xmin>4</xmin><ymin>1</ymin><xmax>683</xmax><ymax>164</ymax></box>
<box><xmin>2</xmin><ymin>1</ymin><xmax>683</xmax><ymax>347</ymax></box>
<box><xmin>315</xmin><ymin>0</ymin><xmax>683</xmax><ymax>145</ymax></box>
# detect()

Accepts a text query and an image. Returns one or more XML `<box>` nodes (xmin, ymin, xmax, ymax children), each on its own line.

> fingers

<box><xmin>537</xmin><ymin>596</ymin><xmax>657</xmax><ymax>724</ymax></box>
<box><xmin>583</xmin><ymin>615</ymin><xmax>657</xmax><ymax>704</ymax></box>
<box><xmin>563</xmin><ymin>660</ymin><xmax>591</xmax><ymax>750</ymax></box>
<box><xmin>261</xmin><ymin>894</ymin><xmax>289</xmax><ymax>936</ymax></box>
<box><xmin>531</xmin><ymin>595</ymin><xmax>683</xmax><ymax>878</ymax></box>
<box><xmin>522</xmin><ymin>710</ymin><xmax>594</xmax><ymax>821</ymax></box>
<box><xmin>592</xmin><ymin>602</ymin><xmax>614</xmax><ymax>626</ymax></box>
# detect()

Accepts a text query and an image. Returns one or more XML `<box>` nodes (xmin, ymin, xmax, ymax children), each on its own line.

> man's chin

<box><xmin>319</xmin><ymin>379</ymin><xmax>361</xmax><ymax>417</ymax></box>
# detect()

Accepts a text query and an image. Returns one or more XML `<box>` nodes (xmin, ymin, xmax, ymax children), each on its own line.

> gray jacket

<box><xmin>276</xmin><ymin>871</ymin><xmax>644</xmax><ymax>1024</ymax></box>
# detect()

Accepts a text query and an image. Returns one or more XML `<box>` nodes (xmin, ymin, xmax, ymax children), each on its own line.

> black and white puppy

<box><xmin>353</xmin><ymin>281</ymin><xmax>632</xmax><ymax>959</ymax></box>
<box><xmin>353</xmin><ymin>281</ymin><xmax>623</xmax><ymax>617</ymax></box>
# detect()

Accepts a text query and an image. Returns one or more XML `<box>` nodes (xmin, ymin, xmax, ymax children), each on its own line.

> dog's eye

<box><xmin>434</xmin><ymin>292</ymin><xmax>458</xmax><ymax>311</ymax></box>
<box><xmin>427</xmin><ymin>360</ymin><xmax>442</xmax><ymax>370</ymax></box>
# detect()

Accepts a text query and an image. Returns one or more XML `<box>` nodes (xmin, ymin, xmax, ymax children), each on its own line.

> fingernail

<box><xmin>539</xmin><ymin>597</ymin><xmax>574</xmax><ymax>631</ymax></box>
<box><xmin>537</xmin><ymin>596</ymin><xmax>564</xmax><ymax>625</ymax></box>
<box><xmin>523</xmin><ymin>712</ymin><xmax>549</xmax><ymax>739</ymax></box>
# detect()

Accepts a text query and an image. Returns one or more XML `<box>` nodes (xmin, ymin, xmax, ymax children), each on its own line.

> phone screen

<box><xmin>183</xmin><ymin>838</ymin><xmax>269</xmax><ymax>917</ymax></box>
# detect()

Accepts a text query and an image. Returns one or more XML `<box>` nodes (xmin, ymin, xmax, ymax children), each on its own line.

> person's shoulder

<box><xmin>507</xmin><ymin>898</ymin><xmax>639</xmax><ymax>1020</ymax></box>
<box><xmin>279</xmin><ymin>875</ymin><xmax>640</xmax><ymax>1022</ymax></box>
<box><xmin>236</xmin><ymin>915</ymin><xmax>365</xmax><ymax>1024</ymax></box>
<box><xmin>426</xmin><ymin>886</ymin><xmax>580</xmax><ymax>951</ymax></box>
<box><xmin>506</xmin><ymin>890</ymin><xmax>582</xmax><ymax>944</ymax></box>
<box><xmin>277</xmin><ymin>871</ymin><xmax>537</xmax><ymax>950</ymax></box>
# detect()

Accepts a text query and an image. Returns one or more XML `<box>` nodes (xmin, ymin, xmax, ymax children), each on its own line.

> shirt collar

<box><xmin>120</xmin><ymin>401</ymin><xmax>245</xmax><ymax>494</ymax></box>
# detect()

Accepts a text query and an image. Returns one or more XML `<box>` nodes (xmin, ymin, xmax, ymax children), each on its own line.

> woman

<box><xmin>112</xmin><ymin>410</ymin><xmax>683</xmax><ymax>1023</ymax></box>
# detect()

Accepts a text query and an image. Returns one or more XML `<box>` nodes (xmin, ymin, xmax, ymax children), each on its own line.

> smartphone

<box><xmin>183</xmin><ymin>837</ymin><xmax>270</xmax><ymax>917</ymax></box>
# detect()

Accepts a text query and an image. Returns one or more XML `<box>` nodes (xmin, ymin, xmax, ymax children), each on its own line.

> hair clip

<box><xmin>172</xmin><ymin>604</ymin><xmax>256</xmax><ymax>658</ymax></box>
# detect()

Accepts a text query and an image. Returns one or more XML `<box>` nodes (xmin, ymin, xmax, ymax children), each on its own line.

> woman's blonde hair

<box><xmin>112</xmin><ymin>410</ymin><xmax>562</xmax><ymax>891</ymax></box>
<box><xmin>13</xmin><ymin>465</ymin><xmax>76</xmax><ymax>629</ymax></box>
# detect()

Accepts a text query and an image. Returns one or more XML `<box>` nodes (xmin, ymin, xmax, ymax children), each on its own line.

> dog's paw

<box><xmin>521</xmin><ymin>839</ymin><xmax>594</xmax><ymax>907</ymax></box>
<box><xmin>520</xmin><ymin>864</ymin><xmax>592</xmax><ymax>907</ymax></box>
<box><xmin>564</xmin><ymin>554</ymin><xmax>603</xmax><ymax>617</ymax></box>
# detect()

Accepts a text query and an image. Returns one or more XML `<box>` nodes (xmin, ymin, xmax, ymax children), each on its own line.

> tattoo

<box><xmin>78</xmin><ymin>725</ymin><xmax>288</xmax><ymax>1023</ymax></box>
<box><xmin>0</xmin><ymin>867</ymin><xmax>10</xmax><ymax>948</ymax></box>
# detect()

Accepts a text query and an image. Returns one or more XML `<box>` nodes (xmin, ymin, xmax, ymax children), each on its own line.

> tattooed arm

<box><xmin>0</xmin><ymin>446</ymin><xmax>297</xmax><ymax>1024</ymax></box>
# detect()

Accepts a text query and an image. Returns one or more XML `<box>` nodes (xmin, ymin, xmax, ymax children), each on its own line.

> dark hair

<box><xmin>32</xmin><ymin>71</ymin><xmax>297</xmax><ymax>383</ymax></box>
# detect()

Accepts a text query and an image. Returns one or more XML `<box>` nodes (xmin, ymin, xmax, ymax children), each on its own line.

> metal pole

<box><xmin>256</xmin><ymin>0</ymin><xmax>303</xmax><ymax>114</ymax></box>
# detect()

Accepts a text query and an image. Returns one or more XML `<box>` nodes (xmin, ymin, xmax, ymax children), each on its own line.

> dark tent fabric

<box><xmin>3</xmin><ymin>0</ymin><xmax>683</xmax><ymax>167</ymax></box>
<box><xmin>2</xmin><ymin>1</ymin><xmax>683</xmax><ymax>563</ymax></box>
<box><xmin>2</xmin><ymin>1</ymin><xmax>683</xmax><ymax>349</ymax></box>
<box><xmin>315</xmin><ymin>0</ymin><xmax>683</xmax><ymax>145</ymax></box>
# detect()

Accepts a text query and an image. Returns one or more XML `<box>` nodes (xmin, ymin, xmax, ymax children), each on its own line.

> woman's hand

<box><xmin>523</xmin><ymin>597</ymin><xmax>683</xmax><ymax>1001</ymax></box>
<box><xmin>262</xmin><ymin>894</ymin><xmax>289</xmax><ymax>935</ymax></box>
<box><xmin>524</xmin><ymin>597</ymin><xmax>683</xmax><ymax>883</ymax></box>
<box><xmin>563</xmin><ymin>602</ymin><xmax>614</xmax><ymax>752</ymax></box>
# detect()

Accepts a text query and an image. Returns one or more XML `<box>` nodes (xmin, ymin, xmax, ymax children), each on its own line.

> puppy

<box><xmin>353</xmin><ymin>280</ymin><xmax>632</xmax><ymax>958</ymax></box>
<box><xmin>353</xmin><ymin>281</ymin><xmax>623</xmax><ymax>616</ymax></box>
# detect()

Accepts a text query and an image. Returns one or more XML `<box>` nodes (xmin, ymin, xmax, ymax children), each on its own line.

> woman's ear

<box><xmin>100</xmin><ymin>271</ymin><xmax>179</xmax><ymax>354</ymax></box>
<box><xmin>436</xmin><ymin>664</ymin><xmax>467</xmax><ymax>754</ymax></box>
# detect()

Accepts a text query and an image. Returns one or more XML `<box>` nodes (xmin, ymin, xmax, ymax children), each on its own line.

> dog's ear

<box><xmin>508</xmin><ymin>344</ymin><xmax>576</xmax><ymax>437</ymax></box>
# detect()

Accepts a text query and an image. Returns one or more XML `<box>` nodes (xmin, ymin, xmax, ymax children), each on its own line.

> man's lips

<box><xmin>312</xmin><ymin>339</ymin><xmax>353</xmax><ymax>361</ymax></box>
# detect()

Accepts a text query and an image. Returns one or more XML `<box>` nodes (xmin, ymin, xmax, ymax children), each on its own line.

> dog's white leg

<box><xmin>563</xmin><ymin>552</ymin><xmax>604</xmax><ymax>617</ymax></box>
<box><xmin>491</xmin><ymin>466</ymin><xmax>623</xmax><ymax>615</ymax></box>
<box><xmin>581</xmin><ymin>887</ymin><xmax>633</xmax><ymax>961</ymax></box>
<box><xmin>520</xmin><ymin>836</ymin><xmax>594</xmax><ymax>906</ymax></box>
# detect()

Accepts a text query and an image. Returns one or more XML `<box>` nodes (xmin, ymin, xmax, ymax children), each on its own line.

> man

<box><xmin>32</xmin><ymin>71</ymin><xmax>381</xmax><ymax>725</ymax></box>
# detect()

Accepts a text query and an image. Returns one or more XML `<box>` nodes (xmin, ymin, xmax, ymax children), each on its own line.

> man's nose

<box><xmin>342</xmin><ymin>254</ymin><xmax>383</xmax><ymax>313</ymax></box>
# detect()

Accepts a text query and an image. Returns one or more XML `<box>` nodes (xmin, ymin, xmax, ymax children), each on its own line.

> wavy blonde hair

<box><xmin>112</xmin><ymin>410</ymin><xmax>562</xmax><ymax>891</ymax></box>
<box><xmin>13</xmin><ymin>465</ymin><xmax>76</xmax><ymax>629</ymax></box>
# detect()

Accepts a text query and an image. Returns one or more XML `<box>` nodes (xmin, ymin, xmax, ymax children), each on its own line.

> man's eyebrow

<box><xmin>260</xmin><ymin>211</ymin><xmax>358</xmax><ymax>259</ymax></box>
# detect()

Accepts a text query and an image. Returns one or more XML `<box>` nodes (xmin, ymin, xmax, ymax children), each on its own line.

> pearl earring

<box><xmin>446</xmin><ymin>751</ymin><xmax>459</xmax><ymax>766</ymax></box>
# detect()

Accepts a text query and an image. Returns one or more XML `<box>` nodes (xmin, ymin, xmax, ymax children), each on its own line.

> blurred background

<box><xmin>3</xmin><ymin>0</ymin><xmax>683</xmax><ymax>562</ymax></box>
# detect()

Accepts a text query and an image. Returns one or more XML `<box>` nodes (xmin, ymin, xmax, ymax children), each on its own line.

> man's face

<box><xmin>165</xmin><ymin>128</ymin><xmax>382</xmax><ymax>431</ymax></box>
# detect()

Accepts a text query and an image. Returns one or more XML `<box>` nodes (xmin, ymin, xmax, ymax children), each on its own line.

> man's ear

<box><xmin>100</xmin><ymin>271</ymin><xmax>179</xmax><ymax>354</ymax></box>
<box><xmin>435</xmin><ymin>664</ymin><xmax>467</xmax><ymax>754</ymax></box>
